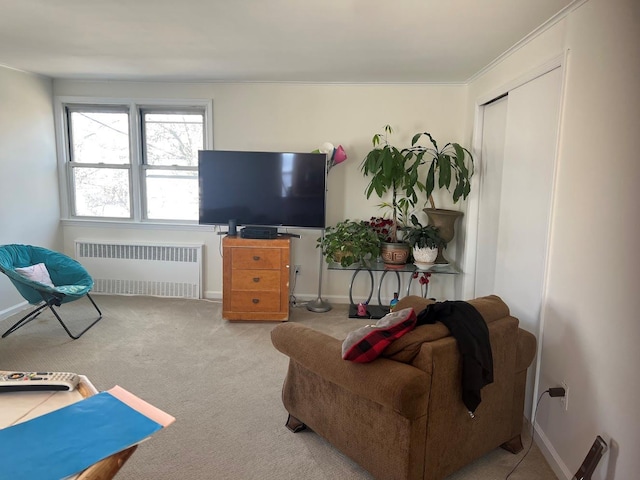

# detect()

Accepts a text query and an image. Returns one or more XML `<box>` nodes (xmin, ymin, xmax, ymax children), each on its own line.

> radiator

<box><xmin>75</xmin><ymin>241</ymin><xmax>203</xmax><ymax>299</ymax></box>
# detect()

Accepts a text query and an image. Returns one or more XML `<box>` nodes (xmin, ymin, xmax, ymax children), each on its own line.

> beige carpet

<box><xmin>0</xmin><ymin>295</ymin><xmax>558</xmax><ymax>480</ymax></box>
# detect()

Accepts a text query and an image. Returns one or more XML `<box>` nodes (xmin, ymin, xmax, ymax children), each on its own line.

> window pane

<box><xmin>69</xmin><ymin>111</ymin><xmax>130</xmax><ymax>164</ymax></box>
<box><xmin>145</xmin><ymin>169</ymin><xmax>198</xmax><ymax>220</ymax></box>
<box><xmin>143</xmin><ymin>113</ymin><xmax>204</xmax><ymax>167</ymax></box>
<box><xmin>73</xmin><ymin>167</ymin><xmax>131</xmax><ymax>217</ymax></box>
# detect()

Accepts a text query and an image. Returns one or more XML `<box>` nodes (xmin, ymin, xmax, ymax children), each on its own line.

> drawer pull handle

<box><xmin>253</xmin><ymin>277</ymin><xmax>260</xmax><ymax>283</ymax></box>
<box><xmin>253</xmin><ymin>256</ymin><xmax>260</xmax><ymax>261</ymax></box>
<box><xmin>252</xmin><ymin>298</ymin><xmax>260</xmax><ymax>304</ymax></box>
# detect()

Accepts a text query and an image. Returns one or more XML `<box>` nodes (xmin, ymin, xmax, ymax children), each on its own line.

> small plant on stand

<box><xmin>317</xmin><ymin>219</ymin><xmax>381</xmax><ymax>268</ymax></box>
<box><xmin>403</xmin><ymin>219</ymin><xmax>445</xmax><ymax>268</ymax></box>
<box><xmin>368</xmin><ymin>216</ymin><xmax>395</xmax><ymax>243</ymax></box>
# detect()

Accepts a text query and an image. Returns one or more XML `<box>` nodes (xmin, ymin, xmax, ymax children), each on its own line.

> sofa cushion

<box><xmin>342</xmin><ymin>307</ymin><xmax>417</xmax><ymax>363</ymax></box>
<box><xmin>382</xmin><ymin>295</ymin><xmax>511</xmax><ymax>364</ymax></box>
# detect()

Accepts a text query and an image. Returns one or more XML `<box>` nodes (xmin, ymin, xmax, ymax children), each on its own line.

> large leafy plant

<box><xmin>403</xmin><ymin>131</ymin><xmax>474</xmax><ymax>209</ymax></box>
<box><xmin>360</xmin><ymin>125</ymin><xmax>423</xmax><ymax>242</ymax></box>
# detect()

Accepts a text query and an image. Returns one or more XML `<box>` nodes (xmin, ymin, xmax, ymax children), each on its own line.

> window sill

<box><xmin>61</xmin><ymin>218</ymin><xmax>218</xmax><ymax>232</ymax></box>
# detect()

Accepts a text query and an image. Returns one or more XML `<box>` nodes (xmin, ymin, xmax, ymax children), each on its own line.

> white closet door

<box><xmin>474</xmin><ymin>67</ymin><xmax>562</xmax><ymax>417</ymax></box>
<box><xmin>493</xmin><ymin>67</ymin><xmax>561</xmax><ymax>336</ymax></box>
<box><xmin>475</xmin><ymin>96</ymin><xmax>508</xmax><ymax>298</ymax></box>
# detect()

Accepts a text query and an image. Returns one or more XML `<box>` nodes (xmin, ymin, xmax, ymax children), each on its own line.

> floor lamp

<box><xmin>307</xmin><ymin>143</ymin><xmax>346</xmax><ymax>313</ymax></box>
<box><xmin>306</xmin><ymin>235</ymin><xmax>332</xmax><ymax>312</ymax></box>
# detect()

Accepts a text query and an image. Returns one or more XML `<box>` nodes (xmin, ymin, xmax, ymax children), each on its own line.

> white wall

<box><xmin>466</xmin><ymin>0</ymin><xmax>640</xmax><ymax>478</ymax></box>
<box><xmin>53</xmin><ymin>81</ymin><xmax>469</xmax><ymax>303</ymax></box>
<box><xmin>0</xmin><ymin>66</ymin><xmax>60</xmax><ymax>317</ymax></box>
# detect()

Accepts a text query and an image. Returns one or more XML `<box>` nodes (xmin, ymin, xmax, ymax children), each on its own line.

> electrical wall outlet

<box><xmin>561</xmin><ymin>381</ymin><xmax>569</xmax><ymax>411</ymax></box>
<box><xmin>294</xmin><ymin>264</ymin><xmax>301</xmax><ymax>275</ymax></box>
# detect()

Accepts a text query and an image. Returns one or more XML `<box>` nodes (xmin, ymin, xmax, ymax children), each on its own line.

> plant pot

<box><xmin>331</xmin><ymin>251</ymin><xmax>359</xmax><ymax>268</ymax></box>
<box><xmin>380</xmin><ymin>242</ymin><xmax>411</xmax><ymax>268</ymax></box>
<box><xmin>412</xmin><ymin>246</ymin><xmax>438</xmax><ymax>269</ymax></box>
<box><xmin>423</xmin><ymin>208</ymin><xmax>463</xmax><ymax>264</ymax></box>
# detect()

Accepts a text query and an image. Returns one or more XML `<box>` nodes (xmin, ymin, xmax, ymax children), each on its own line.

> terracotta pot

<box><xmin>423</xmin><ymin>208</ymin><xmax>463</xmax><ymax>264</ymax></box>
<box><xmin>380</xmin><ymin>242</ymin><xmax>411</xmax><ymax>267</ymax></box>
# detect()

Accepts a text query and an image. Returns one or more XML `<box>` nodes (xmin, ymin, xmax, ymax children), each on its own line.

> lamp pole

<box><xmin>306</xmin><ymin>238</ymin><xmax>332</xmax><ymax>312</ymax></box>
<box><xmin>307</xmin><ymin>152</ymin><xmax>333</xmax><ymax>313</ymax></box>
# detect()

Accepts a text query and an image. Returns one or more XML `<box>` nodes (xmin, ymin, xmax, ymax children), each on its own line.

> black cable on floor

<box><xmin>505</xmin><ymin>389</ymin><xmax>550</xmax><ymax>479</ymax></box>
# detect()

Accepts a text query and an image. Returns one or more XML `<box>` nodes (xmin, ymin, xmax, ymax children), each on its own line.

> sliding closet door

<box><xmin>492</xmin><ymin>67</ymin><xmax>561</xmax><ymax>335</ymax></box>
<box><xmin>475</xmin><ymin>67</ymin><xmax>562</xmax><ymax>417</ymax></box>
<box><xmin>474</xmin><ymin>96</ymin><xmax>508</xmax><ymax>298</ymax></box>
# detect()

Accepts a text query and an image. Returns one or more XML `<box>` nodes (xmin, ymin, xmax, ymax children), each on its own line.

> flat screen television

<box><xmin>198</xmin><ymin>150</ymin><xmax>326</xmax><ymax>229</ymax></box>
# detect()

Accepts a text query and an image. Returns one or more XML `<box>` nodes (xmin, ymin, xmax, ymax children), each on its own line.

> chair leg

<box><xmin>1</xmin><ymin>303</ymin><xmax>49</xmax><ymax>338</ymax></box>
<box><xmin>285</xmin><ymin>414</ymin><xmax>307</xmax><ymax>433</ymax></box>
<box><xmin>49</xmin><ymin>293</ymin><xmax>102</xmax><ymax>340</ymax></box>
<box><xmin>2</xmin><ymin>294</ymin><xmax>102</xmax><ymax>340</ymax></box>
<box><xmin>501</xmin><ymin>434</ymin><xmax>524</xmax><ymax>454</ymax></box>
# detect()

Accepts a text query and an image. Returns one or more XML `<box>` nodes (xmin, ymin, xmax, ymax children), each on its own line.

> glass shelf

<box><xmin>327</xmin><ymin>260</ymin><xmax>459</xmax><ymax>275</ymax></box>
<box><xmin>327</xmin><ymin>260</ymin><xmax>460</xmax><ymax>319</ymax></box>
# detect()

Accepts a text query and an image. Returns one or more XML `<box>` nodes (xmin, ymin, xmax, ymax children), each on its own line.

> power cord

<box><xmin>289</xmin><ymin>269</ymin><xmax>308</xmax><ymax>307</ymax></box>
<box><xmin>505</xmin><ymin>389</ymin><xmax>551</xmax><ymax>479</ymax></box>
<box><xmin>289</xmin><ymin>269</ymin><xmax>299</xmax><ymax>305</ymax></box>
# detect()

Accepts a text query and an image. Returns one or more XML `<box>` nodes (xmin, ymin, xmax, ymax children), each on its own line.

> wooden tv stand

<box><xmin>222</xmin><ymin>236</ymin><xmax>291</xmax><ymax>321</ymax></box>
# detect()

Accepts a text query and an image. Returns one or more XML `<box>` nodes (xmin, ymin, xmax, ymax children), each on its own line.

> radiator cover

<box><xmin>75</xmin><ymin>241</ymin><xmax>203</xmax><ymax>299</ymax></box>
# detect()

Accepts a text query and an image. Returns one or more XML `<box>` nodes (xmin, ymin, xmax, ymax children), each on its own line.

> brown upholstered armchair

<box><xmin>271</xmin><ymin>295</ymin><xmax>537</xmax><ymax>480</ymax></box>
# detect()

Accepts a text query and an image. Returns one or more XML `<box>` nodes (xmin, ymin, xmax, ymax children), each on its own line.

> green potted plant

<box><xmin>402</xmin><ymin>219</ymin><xmax>445</xmax><ymax>269</ymax></box>
<box><xmin>404</xmin><ymin>131</ymin><xmax>474</xmax><ymax>208</ymax></box>
<box><xmin>403</xmin><ymin>131</ymin><xmax>475</xmax><ymax>264</ymax></box>
<box><xmin>317</xmin><ymin>219</ymin><xmax>380</xmax><ymax>267</ymax></box>
<box><xmin>360</xmin><ymin>125</ymin><xmax>422</xmax><ymax>266</ymax></box>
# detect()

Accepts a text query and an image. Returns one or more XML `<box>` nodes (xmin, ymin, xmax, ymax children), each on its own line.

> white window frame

<box><xmin>54</xmin><ymin>96</ymin><xmax>213</xmax><ymax>226</ymax></box>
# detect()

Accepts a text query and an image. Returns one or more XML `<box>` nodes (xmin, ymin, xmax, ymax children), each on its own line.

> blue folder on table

<box><xmin>0</xmin><ymin>390</ymin><xmax>166</xmax><ymax>480</ymax></box>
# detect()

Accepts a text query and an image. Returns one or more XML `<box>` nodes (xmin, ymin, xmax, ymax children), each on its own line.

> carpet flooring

<box><xmin>0</xmin><ymin>295</ymin><xmax>558</xmax><ymax>479</ymax></box>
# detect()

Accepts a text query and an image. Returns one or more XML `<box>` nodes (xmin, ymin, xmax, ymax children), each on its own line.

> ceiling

<box><xmin>0</xmin><ymin>0</ymin><xmax>574</xmax><ymax>83</ymax></box>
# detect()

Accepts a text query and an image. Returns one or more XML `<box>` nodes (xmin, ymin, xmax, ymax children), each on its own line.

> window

<box><xmin>141</xmin><ymin>110</ymin><xmax>203</xmax><ymax>221</ymax></box>
<box><xmin>61</xmin><ymin>100</ymin><xmax>209</xmax><ymax>222</ymax></box>
<box><xmin>67</xmin><ymin>106</ymin><xmax>132</xmax><ymax>218</ymax></box>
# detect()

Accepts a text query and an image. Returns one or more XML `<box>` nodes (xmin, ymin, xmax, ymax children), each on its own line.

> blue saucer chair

<box><xmin>0</xmin><ymin>244</ymin><xmax>102</xmax><ymax>339</ymax></box>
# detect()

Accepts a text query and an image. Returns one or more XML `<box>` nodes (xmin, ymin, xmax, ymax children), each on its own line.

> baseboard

<box><xmin>534</xmin><ymin>420</ymin><xmax>573</xmax><ymax>479</ymax></box>
<box><xmin>203</xmin><ymin>291</ymin><xmax>222</xmax><ymax>300</ymax></box>
<box><xmin>0</xmin><ymin>301</ymin><xmax>28</xmax><ymax>322</ymax></box>
<box><xmin>204</xmin><ymin>291</ymin><xmax>356</xmax><ymax>306</ymax></box>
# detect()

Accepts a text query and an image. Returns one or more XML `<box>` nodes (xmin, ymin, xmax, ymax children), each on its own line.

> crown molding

<box><xmin>466</xmin><ymin>0</ymin><xmax>588</xmax><ymax>84</ymax></box>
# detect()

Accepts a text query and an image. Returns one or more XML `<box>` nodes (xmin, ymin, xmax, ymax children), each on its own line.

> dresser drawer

<box><xmin>232</xmin><ymin>248</ymin><xmax>281</xmax><ymax>269</ymax></box>
<box><xmin>231</xmin><ymin>270</ymin><xmax>280</xmax><ymax>291</ymax></box>
<box><xmin>229</xmin><ymin>292</ymin><xmax>281</xmax><ymax>312</ymax></box>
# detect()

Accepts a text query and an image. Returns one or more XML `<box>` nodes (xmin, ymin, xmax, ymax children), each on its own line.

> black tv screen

<box><xmin>198</xmin><ymin>150</ymin><xmax>326</xmax><ymax>228</ymax></box>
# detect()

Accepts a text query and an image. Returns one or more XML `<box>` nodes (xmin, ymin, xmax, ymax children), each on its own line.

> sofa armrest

<box><xmin>271</xmin><ymin>323</ymin><xmax>430</xmax><ymax>419</ymax></box>
<box><xmin>515</xmin><ymin>328</ymin><xmax>537</xmax><ymax>373</ymax></box>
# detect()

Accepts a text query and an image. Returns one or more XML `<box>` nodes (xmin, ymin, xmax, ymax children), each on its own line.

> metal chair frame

<box><xmin>2</xmin><ymin>290</ymin><xmax>102</xmax><ymax>339</ymax></box>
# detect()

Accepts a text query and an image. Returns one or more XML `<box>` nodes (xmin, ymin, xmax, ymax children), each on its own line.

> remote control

<box><xmin>0</xmin><ymin>371</ymin><xmax>80</xmax><ymax>392</ymax></box>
